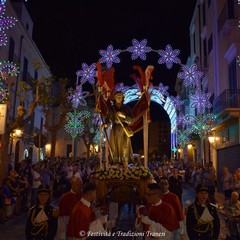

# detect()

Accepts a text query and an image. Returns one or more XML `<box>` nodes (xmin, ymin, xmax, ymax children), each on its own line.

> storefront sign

<box><xmin>0</xmin><ymin>104</ymin><xmax>7</xmax><ymax>134</ymax></box>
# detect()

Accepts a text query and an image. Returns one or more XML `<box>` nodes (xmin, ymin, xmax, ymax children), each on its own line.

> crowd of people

<box><xmin>0</xmin><ymin>157</ymin><xmax>98</xmax><ymax>225</ymax></box>
<box><xmin>1</xmin><ymin>157</ymin><xmax>240</xmax><ymax>239</ymax></box>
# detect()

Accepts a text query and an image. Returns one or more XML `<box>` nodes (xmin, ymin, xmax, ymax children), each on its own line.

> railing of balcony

<box><xmin>213</xmin><ymin>89</ymin><xmax>240</xmax><ymax>115</ymax></box>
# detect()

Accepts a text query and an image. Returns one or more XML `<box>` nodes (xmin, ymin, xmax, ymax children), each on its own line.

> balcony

<box><xmin>218</xmin><ymin>1</ymin><xmax>238</xmax><ymax>37</ymax></box>
<box><xmin>213</xmin><ymin>89</ymin><xmax>240</xmax><ymax>118</ymax></box>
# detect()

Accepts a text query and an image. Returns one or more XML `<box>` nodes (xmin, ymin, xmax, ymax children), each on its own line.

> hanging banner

<box><xmin>0</xmin><ymin>104</ymin><xmax>7</xmax><ymax>134</ymax></box>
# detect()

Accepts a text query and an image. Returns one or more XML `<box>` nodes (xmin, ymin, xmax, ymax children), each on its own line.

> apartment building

<box><xmin>176</xmin><ymin>0</ymin><xmax>240</xmax><ymax>183</ymax></box>
<box><xmin>0</xmin><ymin>0</ymin><xmax>51</xmax><ymax>166</ymax></box>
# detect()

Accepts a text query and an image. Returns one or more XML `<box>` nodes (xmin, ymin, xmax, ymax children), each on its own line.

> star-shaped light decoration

<box><xmin>176</xmin><ymin>113</ymin><xmax>187</xmax><ymax>127</ymax></box>
<box><xmin>76</xmin><ymin>63</ymin><xmax>96</xmax><ymax>85</ymax></box>
<box><xmin>157</xmin><ymin>44</ymin><xmax>181</xmax><ymax>69</ymax></box>
<box><xmin>114</xmin><ymin>82</ymin><xmax>129</xmax><ymax>93</ymax></box>
<box><xmin>127</xmin><ymin>39</ymin><xmax>151</xmax><ymax>60</ymax></box>
<box><xmin>99</xmin><ymin>45</ymin><xmax>121</xmax><ymax>68</ymax></box>
<box><xmin>0</xmin><ymin>61</ymin><xmax>19</xmax><ymax>80</ymax></box>
<box><xmin>158</xmin><ymin>83</ymin><xmax>169</xmax><ymax>97</ymax></box>
<box><xmin>68</xmin><ymin>85</ymin><xmax>89</xmax><ymax>108</ymax></box>
<box><xmin>177</xmin><ymin>64</ymin><xmax>204</xmax><ymax>87</ymax></box>
<box><xmin>189</xmin><ymin>89</ymin><xmax>212</xmax><ymax>113</ymax></box>
<box><xmin>170</xmin><ymin>95</ymin><xmax>183</xmax><ymax>111</ymax></box>
<box><xmin>172</xmin><ymin>147</ymin><xmax>178</xmax><ymax>153</ymax></box>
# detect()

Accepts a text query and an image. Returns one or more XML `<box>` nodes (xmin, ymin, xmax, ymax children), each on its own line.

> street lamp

<box><xmin>208</xmin><ymin>131</ymin><xmax>217</xmax><ymax>170</ymax></box>
<box><xmin>208</xmin><ymin>133</ymin><xmax>216</xmax><ymax>145</ymax></box>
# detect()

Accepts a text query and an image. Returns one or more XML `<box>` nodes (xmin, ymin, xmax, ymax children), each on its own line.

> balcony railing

<box><xmin>213</xmin><ymin>89</ymin><xmax>240</xmax><ymax>115</ymax></box>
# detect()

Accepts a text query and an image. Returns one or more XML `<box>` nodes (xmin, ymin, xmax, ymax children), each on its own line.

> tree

<box><xmin>38</xmin><ymin>77</ymin><xmax>70</xmax><ymax>162</ymax></box>
<box><xmin>0</xmin><ymin>67</ymin><xmax>38</xmax><ymax>182</ymax></box>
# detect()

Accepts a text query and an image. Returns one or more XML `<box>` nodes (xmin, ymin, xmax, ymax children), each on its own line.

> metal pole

<box><xmin>143</xmin><ymin>110</ymin><xmax>148</xmax><ymax>167</ymax></box>
<box><xmin>38</xmin><ymin>134</ymin><xmax>41</xmax><ymax>162</ymax></box>
<box><xmin>99</xmin><ymin>124</ymin><xmax>102</xmax><ymax>168</ymax></box>
<box><xmin>72</xmin><ymin>108</ymin><xmax>76</xmax><ymax>162</ymax></box>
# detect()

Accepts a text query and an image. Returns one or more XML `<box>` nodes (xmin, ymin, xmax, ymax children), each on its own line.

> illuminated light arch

<box><xmin>123</xmin><ymin>84</ymin><xmax>178</xmax><ymax>158</ymax></box>
<box><xmin>75</xmin><ymin>38</ymin><xmax>213</xmax><ymax>159</ymax></box>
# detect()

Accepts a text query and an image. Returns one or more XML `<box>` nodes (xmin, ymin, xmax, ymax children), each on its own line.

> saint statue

<box><xmin>105</xmin><ymin>91</ymin><xmax>134</xmax><ymax>165</ymax></box>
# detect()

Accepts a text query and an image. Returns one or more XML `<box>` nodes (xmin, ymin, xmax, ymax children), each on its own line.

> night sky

<box><xmin>26</xmin><ymin>0</ymin><xmax>197</xmax><ymax>92</ymax></box>
<box><xmin>25</xmin><ymin>0</ymin><xmax>197</xmax><ymax>154</ymax></box>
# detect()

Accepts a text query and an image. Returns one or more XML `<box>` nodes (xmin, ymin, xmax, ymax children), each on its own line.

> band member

<box><xmin>186</xmin><ymin>184</ymin><xmax>220</xmax><ymax>240</ymax></box>
<box><xmin>25</xmin><ymin>184</ymin><xmax>58</xmax><ymax>240</ymax></box>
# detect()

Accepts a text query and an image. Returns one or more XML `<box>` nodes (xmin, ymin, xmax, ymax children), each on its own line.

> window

<box><xmin>8</xmin><ymin>37</ymin><xmax>15</xmax><ymax>61</ymax></box>
<box><xmin>23</xmin><ymin>57</ymin><xmax>28</xmax><ymax>81</ymax></box>
<box><xmin>227</xmin><ymin>0</ymin><xmax>235</xmax><ymax>19</ymax></box>
<box><xmin>202</xmin><ymin>1</ymin><xmax>206</xmax><ymax>26</ymax></box>
<box><xmin>208</xmin><ymin>34</ymin><xmax>213</xmax><ymax>54</ymax></box>
<box><xmin>193</xmin><ymin>32</ymin><xmax>196</xmax><ymax>53</ymax></box>
<box><xmin>34</xmin><ymin>70</ymin><xmax>38</xmax><ymax>80</ymax></box>
<box><xmin>228</xmin><ymin>57</ymin><xmax>237</xmax><ymax>90</ymax></box>
<box><xmin>203</xmin><ymin>39</ymin><xmax>208</xmax><ymax>67</ymax></box>
<box><xmin>40</xmin><ymin>117</ymin><xmax>43</xmax><ymax>133</ymax></box>
<box><xmin>208</xmin><ymin>0</ymin><xmax>211</xmax><ymax>8</ymax></box>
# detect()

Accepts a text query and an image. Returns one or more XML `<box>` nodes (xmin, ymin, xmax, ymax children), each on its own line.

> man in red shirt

<box><xmin>56</xmin><ymin>177</ymin><xmax>82</xmax><ymax>240</ymax></box>
<box><xmin>159</xmin><ymin>177</ymin><xmax>185</xmax><ymax>240</ymax></box>
<box><xmin>66</xmin><ymin>182</ymin><xmax>107</xmax><ymax>239</ymax></box>
<box><xmin>135</xmin><ymin>183</ymin><xmax>179</xmax><ymax>239</ymax></box>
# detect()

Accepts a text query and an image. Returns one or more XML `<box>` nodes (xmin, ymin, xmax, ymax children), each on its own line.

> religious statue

<box><xmin>104</xmin><ymin>91</ymin><xmax>134</xmax><ymax>166</ymax></box>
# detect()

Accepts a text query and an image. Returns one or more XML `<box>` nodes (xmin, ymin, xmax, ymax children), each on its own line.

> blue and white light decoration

<box><xmin>74</xmin><ymin>38</ymin><xmax>215</xmax><ymax>153</ymax></box>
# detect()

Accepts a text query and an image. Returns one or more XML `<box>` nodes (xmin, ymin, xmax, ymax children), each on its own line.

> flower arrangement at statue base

<box><xmin>95</xmin><ymin>165</ymin><xmax>153</xmax><ymax>180</ymax></box>
<box><xmin>95</xmin><ymin>165</ymin><xmax>153</xmax><ymax>202</ymax></box>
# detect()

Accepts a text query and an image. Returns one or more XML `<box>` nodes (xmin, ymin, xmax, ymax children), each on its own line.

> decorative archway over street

<box><xmin>66</xmin><ymin>38</ymin><xmax>215</xmax><ymax>165</ymax></box>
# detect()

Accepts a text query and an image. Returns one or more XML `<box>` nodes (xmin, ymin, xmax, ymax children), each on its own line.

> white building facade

<box><xmin>185</xmin><ymin>0</ymin><xmax>240</xmax><ymax>184</ymax></box>
<box><xmin>0</xmin><ymin>0</ymin><xmax>51</xmax><ymax>166</ymax></box>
